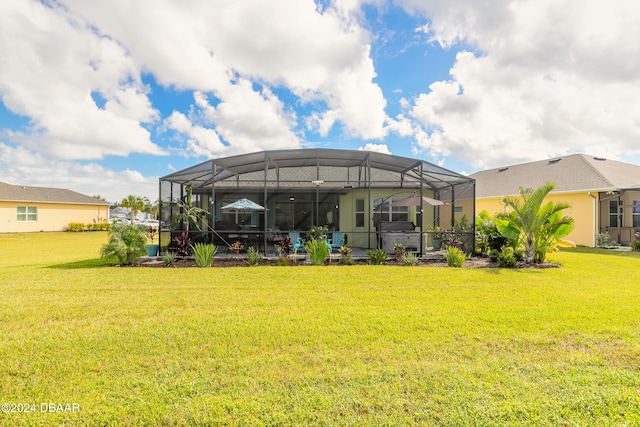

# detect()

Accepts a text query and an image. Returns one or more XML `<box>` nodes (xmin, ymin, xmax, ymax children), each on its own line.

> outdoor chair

<box><xmin>330</xmin><ymin>232</ymin><xmax>345</xmax><ymax>251</ymax></box>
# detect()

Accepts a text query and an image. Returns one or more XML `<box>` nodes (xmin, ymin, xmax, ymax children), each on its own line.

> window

<box><xmin>17</xmin><ymin>206</ymin><xmax>37</xmax><ymax>222</ymax></box>
<box><xmin>355</xmin><ymin>199</ymin><xmax>365</xmax><ymax>227</ymax></box>
<box><xmin>609</xmin><ymin>200</ymin><xmax>623</xmax><ymax>227</ymax></box>
<box><xmin>633</xmin><ymin>200</ymin><xmax>640</xmax><ymax>228</ymax></box>
<box><xmin>373</xmin><ymin>198</ymin><xmax>409</xmax><ymax>222</ymax></box>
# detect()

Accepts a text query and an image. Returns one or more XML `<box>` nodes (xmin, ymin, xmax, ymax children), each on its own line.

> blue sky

<box><xmin>1</xmin><ymin>0</ymin><xmax>639</xmax><ymax>202</ymax></box>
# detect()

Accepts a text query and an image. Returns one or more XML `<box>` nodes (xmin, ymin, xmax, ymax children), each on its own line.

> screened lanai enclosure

<box><xmin>159</xmin><ymin>148</ymin><xmax>475</xmax><ymax>255</ymax></box>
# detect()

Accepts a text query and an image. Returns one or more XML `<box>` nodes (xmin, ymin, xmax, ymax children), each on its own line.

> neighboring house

<box><xmin>471</xmin><ymin>154</ymin><xmax>640</xmax><ymax>247</ymax></box>
<box><xmin>0</xmin><ymin>181</ymin><xmax>110</xmax><ymax>232</ymax></box>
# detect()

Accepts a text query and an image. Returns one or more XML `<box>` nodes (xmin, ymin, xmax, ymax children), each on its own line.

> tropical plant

<box><xmin>393</xmin><ymin>243</ymin><xmax>406</xmax><ymax>261</ymax></box>
<box><xmin>427</xmin><ymin>226</ymin><xmax>448</xmax><ymax>241</ymax></box>
<box><xmin>307</xmin><ymin>225</ymin><xmax>328</xmax><ymax>241</ymax></box>
<box><xmin>146</xmin><ymin>226</ymin><xmax>157</xmax><ymax>243</ymax></box>
<box><xmin>280</xmin><ymin>236</ymin><xmax>293</xmax><ymax>257</ymax></box>
<box><xmin>191</xmin><ymin>242</ymin><xmax>216</xmax><ymax>267</ymax></box>
<box><xmin>496</xmin><ymin>183</ymin><xmax>574</xmax><ymax>263</ymax></box>
<box><xmin>305</xmin><ymin>238</ymin><xmax>330</xmax><ymax>265</ymax></box>
<box><xmin>339</xmin><ymin>245</ymin><xmax>354</xmax><ymax>265</ymax></box>
<box><xmin>366</xmin><ymin>248</ymin><xmax>388</xmax><ymax>265</ymax></box>
<box><xmin>475</xmin><ymin>210</ymin><xmax>509</xmax><ymax>255</ymax></box>
<box><xmin>162</xmin><ymin>251</ymin><xmax>177</xmax><ymax>266</ymax></box>
<box><xmin>229</xmin><ymin>241</ymin><xmax>244</xmax><ymax>257</ymax></box>
<box><xmin>121</xmin><ymin>195</ymin><xmax>145</xmax><ymax>225</ymax></box>
<box><xmin>172</xmin><ymin>232</ymin><xmax>192</xmax><ymax>257</ymax></box>
<box><xmin>174</xmin><ymin>184</ymin><xmax>210</xmax><ymax>233</ymax></box>
<box><xmin>401</xmin><ymin>251</ymin><xmax>419</xmax><ymax>266</ymax></box>
<box><xmin>445</xmin><ymin>245</ymin><xmax>466</xmax><ymax>268</ymax></box>
<box><xmin>100</xmin><ymin>223</ymin><xmax>147</xmax><ymax>265</ymax></box>
<box><xmin>246</xmin><ymin>247</ymin><xmax>262</xmax><ymax>266</ymax></box>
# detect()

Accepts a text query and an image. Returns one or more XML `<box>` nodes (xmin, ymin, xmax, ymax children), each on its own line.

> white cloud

<box><xmin>0</xmin><ymin>1</ymin><xmax>165</xmax><ymax>160</ymax></box>
<box><xmin>61</xmin><ymin>0</ymin><xmax>388</xmax><ymax>143</ymax></box>
<box><xmin>399</xmin><ymin>0</ymin><xmax>640</xmax><ymax>168</ymax></box>
<box><xmin>0</xmin><ymin>143</ymin><xmax>157</xmax><ymax>203</ymax></box>
<box><xmin>358</xmin><ymin>143</ymin><xmax>391</xmax><ymax>154</ymax></box>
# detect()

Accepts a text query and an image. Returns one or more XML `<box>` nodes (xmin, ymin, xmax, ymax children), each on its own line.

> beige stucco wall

<box><xmin>476</xmin><ymin>192</ymin><xmax>598</xmax><ymax>247</ymax></box>
<box><xmin>338</xmin><ymin>189</ymin><xmax>438</xmax><ymax>248</ymax></box>
<box><xmin>599</xmin><ymin>190</ymin><xmax>640</xmax><ymax>243</ymax></box>
<box><xmin>0</xmin><ymin>201</ymin><xmax>109</xmax><ymax>232</ymax></box>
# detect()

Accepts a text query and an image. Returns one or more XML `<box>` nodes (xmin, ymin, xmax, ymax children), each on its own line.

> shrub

<box><xmin>100</xmin><ymin>223</ymin><xmax>147</xmax><ymax>265</ymax></box>
<box><xmin>191</xmin><ymin>243</ymin><xmax>216</xmax><ymax>267</ymax></box>
<box><xmin>275</xmin><ymin>257</ymin><xmax>290</xmax><ymax>266</ymax></box>
<box><xmin>497</xmin><ymin>246</ymin><xmax>517</xmax><ymax>268</ymax></box>
<box><xmin>631</xmin><ymin>231</ymin><xmax>640</xmax><ymax>252</ymax></box>
<box><xmin>172</xmin><ymin>232</ymin><xmax>192</xmax><ymax>257</ymax></box>
<box><xmin>339</xmin><ymin>245</ymin><xmax>354</xmax><ymax>265</ymax></box>
<box><xmin>596</xmin><ymin>233</ymin><xmax>617</xmax><ymax>248</ymax></box>
<box><xmin>445</xmin><ymin>246</ymin><xmax>466</xmax><ymax>268</ymax></box>
<box><xmin>401</xmin><ymin>251</ymin><xmax>419</xmax><ymax>266</ymax></box>
<box><xmin>163</xmin><ymin>251</ymin><xmax>177</xmax><ymax>267</ymax></box>
<box><xmin>229</xmin><ymin>241</ymin><xmax>244</xmax><ymax>256</ymax></box>
<box><xmin>305</xmin><ymin>239</ymin><xmax>329</xmax><ymax>265</ymax></box>
<box><xmin>68</xmin><ymin>222</ymin><xmax>85</xmax><ymax>232</ymax></box>
<box><xmin>280</xmin><ymin>236</ymin><xmax>293</xmax><ymax>257</ymax></box>
<box><xmin>246</xmin><ymin>247</ymin><xmax>262</xmax><ymax>266</ymax></box>
<box><xmin>488</xmin><ymin>248</ymin><xmax>500</xmax><ymax>262</ymax></box>
<box><xmin>393</xmin><ymin>243</ymin><xmax>406</xmax><ymax>261</ymax></box>
<box><xmin>367</xmin><ymin>248</ymin><xmax>388</xmax><ymax>265</ymax></box>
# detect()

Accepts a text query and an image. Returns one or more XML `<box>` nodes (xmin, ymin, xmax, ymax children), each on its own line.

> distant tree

<box><xmin>143</xmin><ymin>197</ymin><xmax>159</xmax><ymax>220</ymax></box>
<box><xmin>121</xmin><ymin>195</ymin><xmax>145</xmax><ymax>224</ymax></box>
<box><xmin>496</xmin><ymin>183</ymin><xmax>574</xmax><ymax>263</ymax></box>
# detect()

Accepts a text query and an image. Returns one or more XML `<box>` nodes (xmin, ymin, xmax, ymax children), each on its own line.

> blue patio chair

<box><xmin>330</xmin><ymin>232</ymin><xmax>345</xmax><ymax>252</ymax></box>
<box><xmin>289</xmin><ymin>232</ymin><xmax>305</xmax><ymax>253</ymax></box>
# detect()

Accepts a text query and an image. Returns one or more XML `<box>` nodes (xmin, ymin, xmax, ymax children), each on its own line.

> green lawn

<box><xmin>1</xmin><ymin>232</ymin><xmax>639</xmax><ymax>426</ymax></box>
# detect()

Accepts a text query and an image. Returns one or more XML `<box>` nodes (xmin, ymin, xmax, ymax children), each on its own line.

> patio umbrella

<box><xmin>221</xmin><ymin>198</ymin><xmax>266</xmax><ymax>211</ymax></box>
<box><xmin>389</xmin><ymin>195</ymin><xmax>445</xmax><ymax>207</ymax></box>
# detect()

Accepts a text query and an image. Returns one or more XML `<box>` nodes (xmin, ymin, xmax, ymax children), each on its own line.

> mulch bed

<box><xmin>138</xmin><ymin>256</ymin><xmax>561</xmax><ymax>269</ymax></box>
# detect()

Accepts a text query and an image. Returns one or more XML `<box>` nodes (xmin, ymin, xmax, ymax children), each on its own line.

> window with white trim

<box><xmin>373</xmin><ymin>198</ymin><xmax>409</xmax><ymax>222</ymax></box>
<box><xmin>17</xmin><ymin>206</ymin><xmax>37</xmax><ymax>222</ymax></box>
<box><xmin>355</xmin><ymin>199</ymin><xmax>365</xmax><ymax>227</ymax></box>
<box><xmin>633</xmin><ymin>200</ymin><xmax>640</xmax><ymax>228</ymax></box>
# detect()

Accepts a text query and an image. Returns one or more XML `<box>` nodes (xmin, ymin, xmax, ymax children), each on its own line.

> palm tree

<box><xmin>121</xmin><ymin>195</ymin><xmax>145</xmax><ymax>225</ymax></box>
<box><xmin>496</xmin><ymin>183</ymin><xmax>574</xmax><ymax>263</ymax></box>
<box><xmin>174</xmin><ymin>184</ymin><xmax>209</xmax><ymax>233</ymax></box>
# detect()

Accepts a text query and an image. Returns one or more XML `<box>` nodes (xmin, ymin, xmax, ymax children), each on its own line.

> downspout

<box><xmin>588</xmin><ymin>191</ymin><xmax>597</xmax><ymax>247</ymax></box>
<box><xmin>263</xmin><ymin>153</ymin><xmax>268</xmax><ymax>255</ymax></box>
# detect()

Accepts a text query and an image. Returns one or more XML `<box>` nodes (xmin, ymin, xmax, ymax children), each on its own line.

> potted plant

<box><xmin>428</xmin><ymin>226</ymin><xmax>447</xmax><ymax>250</ymax></box>
<box><xmin>145</xmin><ymin>225</ymin><xmax>159</xmax><ymax>256</ymax></box>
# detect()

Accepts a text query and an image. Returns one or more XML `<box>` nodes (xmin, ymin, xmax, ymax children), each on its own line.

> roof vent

<box><xmin>548</xmin><ymin>158</ymin><xmax>561</xmax><ymax>164</ymax></box>
<box><xmin>593</xmin><ymin>157</ymin><xmax>606</xmax><ymax>161</ymax></box>
<box><xmin>498</xmin><ymin>167</ymin><xmax>509</xmax><ymax>173</ymax></box>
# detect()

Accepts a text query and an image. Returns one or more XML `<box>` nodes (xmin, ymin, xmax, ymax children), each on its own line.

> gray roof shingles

<box><xmin>0</xmin><ymin>181</ymin><xmax>110</xmax><ymax>205</ymax></box>
<box><xmin>471</xmin><ymin>154</ymin><xmax>640</xmax><ymax>198</ymax></box>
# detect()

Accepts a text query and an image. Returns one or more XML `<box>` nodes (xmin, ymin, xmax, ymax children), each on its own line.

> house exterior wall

<box><xmin>600</xmin><ymin>190</ymin><xmax>640</xmax><ymax>244</ymax></box>
<box><xmin>0</xmin><ymin>201</ymin><xmax>109</xmax><ymax>232</ymax></box>
<box><xmin>476</xmin><ymin>192</ymin><xmax>597</xmax><ymax>247</ymax></box>
<box><xmin>338</xmin><ymin>188</ymin><xmax>437</xmax><ymax>248</ymax></box>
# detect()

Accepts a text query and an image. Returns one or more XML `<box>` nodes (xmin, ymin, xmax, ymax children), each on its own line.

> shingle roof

<box><xmin>0</xmin><ymin>181</ymin><xmax>110</xmax><ymax>205</ymax></box>
<box><xmin>471</xmin><ymin>154</ymin><xmax>640</xmax><ymax>198</ymax></box>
